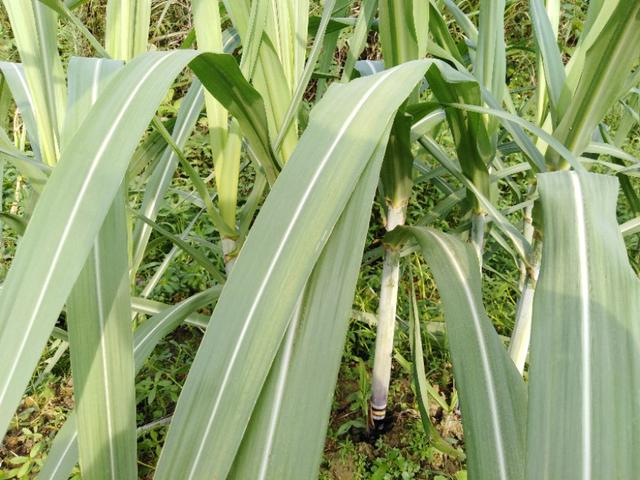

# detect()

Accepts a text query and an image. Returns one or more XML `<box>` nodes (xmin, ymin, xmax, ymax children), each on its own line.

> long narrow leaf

<box><xmin>189</xmin><ymin>53</ymin><xmax>281</xmax><ymax>184</ymax></box>
<box><xmin>475</xmin><ymin>0</ymin><xmax>505</xmax><ymax>144</ymax></box>
<box><xmin>529</xmin><ymin>0</ymin><xmax>565</xmax><ymax>120</ymax></box>
<box><xmin>528</xmin><ymin>171</ymin><xmax>640</xmax><ymax>479</ymax></box>
<box><xmin>105</xmin><ymin>0</ymin><xmax>151</xmax><ymax>60</ymax></box>
<box><xmin>394</xmin><ymin>226</ymin><xmax>527</xmax><ymax>480</ymax></box>
<box><xmin>66</xmin><ymin>192</ymin><xmax>137</xmax><ymax>479</ymax></box>
<box><xmin>193</xmin><ymin>3</ymin><xmax>242</xmax><ymax>231</ymax></box>
<box><xmin>550</xmin><ymin>1</ymin><xmax>640</xmax><ymax>166</ymax></box>
<box><xmin>0</xmin><ymin>62</ymin><xmax>42</xmax><ymax>161</ymax></box>
<box><xmin>1</xmin><ymin>0</ymin><xmax>66</xmax><ymax>165</ymax></box>
<box><xmin>409</xmin><ymin>282</ymin><xmax>465</xmax><ymax>460</ymax></box>
<box><xmin>61</xmin><ymin>56</ymin><xmax>138</xmax><ymax>479</ymax></box>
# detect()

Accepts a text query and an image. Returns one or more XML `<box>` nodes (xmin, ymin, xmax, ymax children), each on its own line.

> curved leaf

<box><xmin>0</xmin><ymin>50</ymin><xmax>201</xmax><ymax>437</ymax></box>
<box><xmin>396</xmin><ymin>226</ymin><xmax>527</xmax><ymax>480</ymax></box>
<box><xmin>189</xmin><ymin>53</ymin><xmax>280</xmax><ymax>184</ymax></box>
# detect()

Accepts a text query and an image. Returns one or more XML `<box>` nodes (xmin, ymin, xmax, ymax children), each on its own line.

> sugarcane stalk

<box><xmin>368</xmin><ymin>109</ymin><xmax>413</xmax><ymax>427</ymax></box>
<box><xmin>509</xmin><ymin>262</ymin><xmax>538</xmax><ymax>373</ymax></box>
<box><xmin>370</xmin><ymin>204</ymin><xmax>405</xmax><ymax>422</ymax></box>
<box><xmin>221</xmin><ymin>237</ymin><xmax>237</xmax><ymax>273</ymax></box>
<box><xmin>369</xmin><ymin>0</ymin><xmax>426</xmax><ymax>427</ymax></box>
<box><xmin>509</xmin><ymin>203</ymin><xmax>540</xmax><ymax>373</ymax></box>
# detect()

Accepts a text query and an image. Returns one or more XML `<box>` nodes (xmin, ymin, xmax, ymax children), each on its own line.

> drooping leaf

<box><xmin>189</xmin><ymin>53</ymin><xmax>281</xmax><ymax>184</ymax></box>
<box><xmin>391</xmin><ymin>226</ymin><xmax>527</xmax><ymax>480</ymax></box>
<box><xmin>408</xmin><ymin>277</ymin><xmax>465</xmax><ymax>460</ymax></box>
<box><xmin>0</xmin><ymin>50</ymin><xmax>203</xmax><ymax>437</ymax></box>
<box><xmin>528</xmin><ymin>171</ymin><xmax>640</xmax><ymax>479</ymax></box>
<box><xmin>193</xmin><ymin>1</ymin><xmax>241</xmax><ymax>230</ymax></box>
<box><xmin>221</xmin><ymin>0</ymin><xmax>300</xmax><ymax>162</ymax></box>
<box><xmin>0</xmin><ymin>48</ymin><xmax>302</xmax><ymax>438</ymax></box>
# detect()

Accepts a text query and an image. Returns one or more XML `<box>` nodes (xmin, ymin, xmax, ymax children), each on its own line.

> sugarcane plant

<box><xmin>369</xmin><ymin>0</ymin><xmax>516</xmax><ymax>425</ymax></box>
<box><xmin>369</xmin><ymin>0</ymin><xmax>427</xmax><ymax>428</ymax></box>
<box><xmin>0</xmin><ymin>0</ymin><xmax>638</xmax><ymax>479</ymax></box>
<box><xmin>388</xmin><ymin>0</ymin><xmax>640</xmax><ymax>478</ymax></box>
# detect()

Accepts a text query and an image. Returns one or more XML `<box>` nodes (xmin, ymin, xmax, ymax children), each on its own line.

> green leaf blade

<box><xmin>528</xmin><ymin>171</ymin><xmax>640</xmax><ymax>479</ymax></box>
<box><xmin>403</xmin><ymin>226</ymin><xmax>527</xmax><ymax>480</ymax></box>
<box><xmin>188</xmin><ymin>52</ymin><xmax>280</xmax><ymax>185</ymax></box>
<box><xmin>67</xmin><ymin>192</ymin><xmax>137</xmax><ymax>480</ymax></box>
<box><xmin>39</xmin><ymin>288</ymin><xmax>220</xmax><ymax>480</ymax></box>
<box><xmin>61</xmin><ymin>56</ymin><xmax>137</xmax><ymax>480</ymax></box>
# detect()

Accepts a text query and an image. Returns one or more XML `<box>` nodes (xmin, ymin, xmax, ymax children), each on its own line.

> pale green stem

<box><xmin>221</xmin><ymin>237</ymin><xmax>237</xmax><ymax>274</ymax></box>
<box><xmin>518</xmin><ymin>204</ymin><xmax>535</xmax><ymax>290</ymax></box>
<box><xmin>509</xmin><ymin>259</ymin><xmax>539</xmax><ymax>374</ymax></box>
<box><xmin>10</xmin><ymin>174</ymin><xmax>22</xmax><ymax>215</ymax></box>
<box><xmin>470</xmin><ymin>210</ymin><xmax>487</xmax><ymax>265</ymax></box>
<box><xmin>510</xmin><ymin>203</ymin><xmax>539</xmax><ymax>373</ymax></box>
<box><xmin>136</xmin><ymin>415</ymin><xmax>173</xmax><ymax>436</ymax></box>
<box><xmin>370</xmin><ymin>204</ymin><xmax>405</xmax><ymax>421</ymax></box>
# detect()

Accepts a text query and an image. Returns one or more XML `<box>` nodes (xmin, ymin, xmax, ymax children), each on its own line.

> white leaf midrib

<box><xmin>48</xmin><ymin>297</ymin><xmax>201</xmax><ymax>478</ymax></box>
<box><xmin>9</xmin><ymin>63</ymin><xmax>37</xmax><ymax>117</ymax></box>
<box><xmin>48</xmin><ymin>429</ymin><xmax>78</xmax><ymax>478</ymax></box>
<box><xmin>570</xmin><ymin>173</ymin><xmax>591</xmax><ymax>480</ymax></box>
<box><xmin>90</xmin><ymin>59</ymin><xmax>117</xmax><ymax>480</ymax></box>
<box><xmin>93</xmin><ymin>244</ymin><xmax>117</xmax><ymax>480</ymax></box>
<box><xmin>33</xmin><ymin>1</ymin><xmax>61</xmax><ymax>157</ymax></box>
<box><xmin>257</xmin><ymin>298</ymin><xmax>303</xmax><ymax>480</ymax></box>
